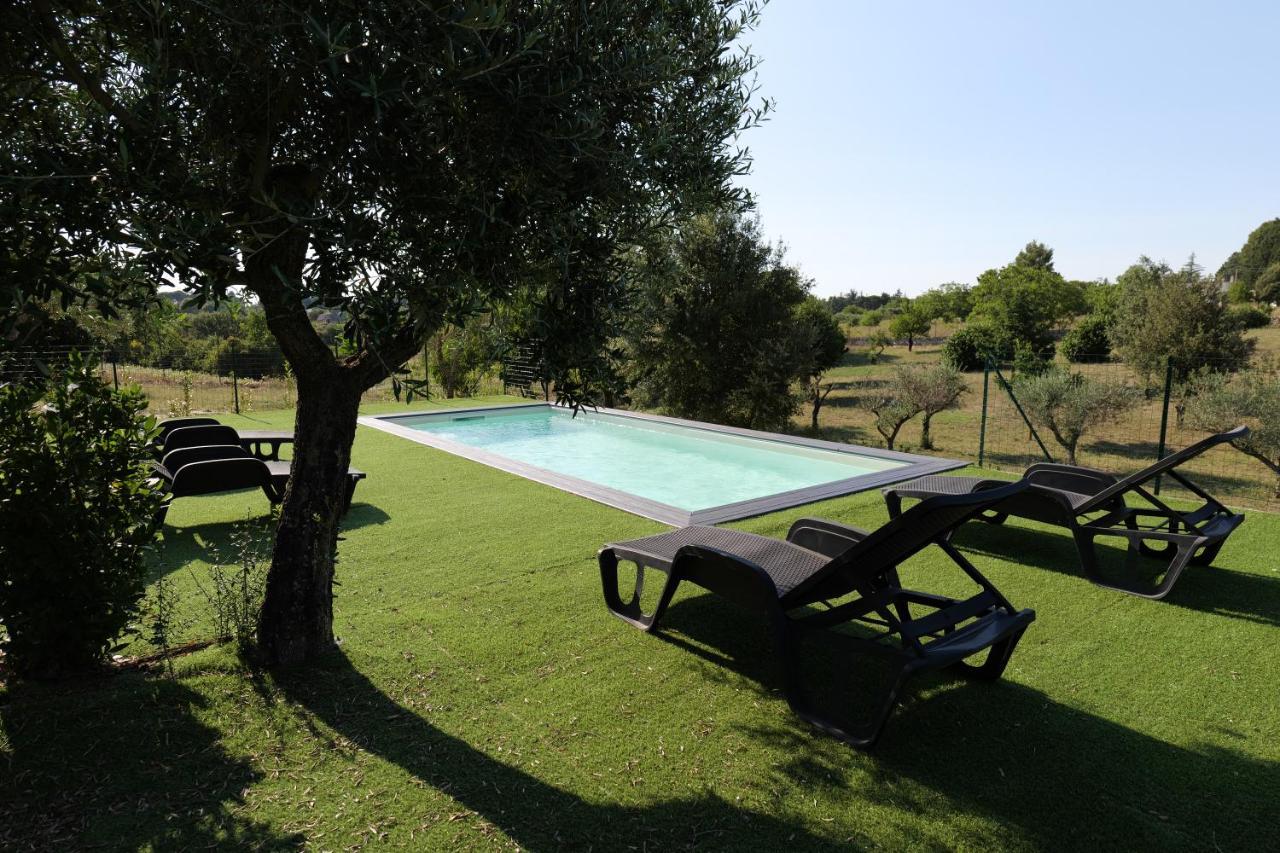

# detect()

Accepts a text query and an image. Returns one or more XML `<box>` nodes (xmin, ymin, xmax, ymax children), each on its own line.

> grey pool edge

<box><xmin>357</xmin><ymin>402</ymin><xmax>966</xmax><ymax>526</ymax></box>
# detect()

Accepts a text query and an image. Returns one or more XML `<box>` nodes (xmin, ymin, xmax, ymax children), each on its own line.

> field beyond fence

<box><xmin>4</xmin><ymin>341</ymin><xmax>1278</xmax><ymax>513</ymax></box>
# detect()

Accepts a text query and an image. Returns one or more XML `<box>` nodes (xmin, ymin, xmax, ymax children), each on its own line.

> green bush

<box><xmin>1059</xmin><ymin>315</ymin><xmax>1113</xmax><ymax>362</ymax></box>
<box><xmin>0</xmin><ymin>355</ymin><xmax>164</xmax><ymax>677</ymax></box>
<box><xmin>941</xmin><ymin>323</ymin><xmax>1010</xmax><ymax>371</ymax></box>
<box><xmin>1229</xmin><ymin>305</ymin><xmax>1272</xmax><ymax>330</ymax></box>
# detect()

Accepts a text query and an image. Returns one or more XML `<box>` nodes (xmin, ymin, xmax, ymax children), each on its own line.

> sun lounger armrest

<box><xmin>1024</xmin><ymin>463</ymin><xmax>1117</xmax><ymax>491</ymax></box>
<box><xmin>786</xmin><ymin>517</ymin><xmax>870</xmax><ymax>558</ymax></box>
<box><xmin>671</xmin><ymin>545</ymin><xmax>783</xmax><ymax>609</ymax></box>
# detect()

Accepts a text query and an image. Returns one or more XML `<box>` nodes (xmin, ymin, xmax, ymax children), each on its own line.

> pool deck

<box><xmin>358</xmin><ymin>402</ymin><xmax>964</xmax><ymax>525</ymax></box>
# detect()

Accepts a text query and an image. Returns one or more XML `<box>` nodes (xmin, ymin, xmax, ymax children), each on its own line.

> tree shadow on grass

<box><xmin>0</xmin><ymin>675</ymin><xmax>301</xmax><ymax>850</ymax></box>
<box><xmin>272</xmin><ymin>652</ymin><xmax>846</xmax><ymax>851</ymax></box>
<box><xmin>152</xmin><ymin>503</ymin><xmax>391</xmax><ymax>579</ymax></box>
<box><xmin>649</xmin><ymin>595</ymin><xmax>1279</xmax><ymax>850</ymax></box>
<box><xmin>952</xmin><ymin>521</ymin><xmax>1280</xmax><ymax>628</ymax></box>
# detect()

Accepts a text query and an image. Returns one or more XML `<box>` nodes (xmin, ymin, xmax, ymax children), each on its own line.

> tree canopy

<box><xmin>1014</xmin><ymin>240</ymin><xmax>1056</xmax><ymax>271</ymax></box>
<box><xmin>1111</xmin><ymin>257</ymin><xmax>1253</xmax><ymax>382</ymax></box>
<box><xmin>1226</xmin><ymin>218</ymin><xmax>1280</xmax><ymax>300</ymax></box>
<box><xmin>4</xmin><ymin>0</ymin><xmax>767</xmax><ymax>663</ymax></box>
<box><xmin>969</xmin><ymin>263</ymin><xmax>1083</xmax><ymax>355</ymax></box>
<box><xmin>625</xmin><ymin>209</ymin><xmax>811</xmax><ymax>432</ymax></box>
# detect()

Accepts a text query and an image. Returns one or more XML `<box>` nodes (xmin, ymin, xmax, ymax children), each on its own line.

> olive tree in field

<box><xmin>7</xmin><ymin>1</ymin><xmax>765</xmax><ymax>665</ymax></box>
<box><xmin>1186</xmin><ymin>371</ymin><xmax>1280</xmax><ymax>496</ymax></box>
<box><xmin>897</xmin><ymin>364</ymin><xmax>966</xmax><ymax>450</ymax></box>
<box><xmin>866</xmin><ymin>378</ymin><xmax>922</xmax><ymax>451</ymax></box>
<box><xmin>1013</xmin><ymin>370</ymin><xmax>1140</xmax><ymax>465</ymax></box>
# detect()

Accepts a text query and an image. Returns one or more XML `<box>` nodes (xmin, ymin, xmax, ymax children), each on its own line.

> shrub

<box><xmin>859</xmin><ymin>309</ymin><xmax>884</xmax><ymax>327</ymax></box>
<box><xmin>1059</xmin><ymin>315</ymin><xmax>1113</xmax><ymax>362</ymax></box>
<box><xmin>941</xmin><ymin>323</ymin><xmax>1010</xmax><ymax>371</ymax></box>
<box><xmin>0</xmin><ymin>355</ymin><xmax>164</xmax><ymax>677</ymax></box>
<box><xmin>1012</xmin><ymin>340</ymin><xmax>1052</xmax><ymax>377</ymax></box>
<box><xmin>1013</xmin><ymin>370</ymin><xmax>1141</xmax><ymax>465</ymax></box>
<box><xmin>866</xmin><ymin>329</ymin><xmax>894</xmax><ymax>363</ymax></box>
<box><xmin>1228</xmin><ymin>305</ymin><xmax>1272</xmax><ymax>330</ymax></box>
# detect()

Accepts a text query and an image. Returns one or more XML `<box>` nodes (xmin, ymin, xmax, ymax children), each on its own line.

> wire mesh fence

<box><xmin>5</xmin><ymin>344</ymin><xmax>1277</xmax><ymax>511</ymax></box>
<box><xmin>0</xmin><ymin>347</ymin><xmax>507</xmax><ymax>416</ymax></box>
<box><xmin>977</xmin><ymin>355</ymin><xmax>1278</xmax><ymax>511</ymax></box>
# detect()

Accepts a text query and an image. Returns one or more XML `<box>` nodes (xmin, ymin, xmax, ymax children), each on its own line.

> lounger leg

<box><xmin>1190</xmin><ymin>540</ymin><xmax>1224</xmax><ymax>567</ymax></box>
<box><xmin>884</xmin><ymin>492</ymin><xmax>904</xmax><ymax>519</ymax></box>
<box><xmin>599</xmin><ymin>550</ymin><xmax>680</xmax><ymax>633</ymax></box>
<box><xmin>154</xmin><ymin>500</ymin><xmax>171</xmax><ymax>527</ymax></box>
<box><xmin>343</xmin><ymin>477</ymin><xmax>358</xmax><ymax>512</ymax></box>
<box><xmin>1073</xmin><ymin>528</ymin><xmax>1200</xmax><ymax>600</ymax></box>
<box><xmin>783</xmin><ymin>654</ymin><xmax>915</xmax><ymax>751</ymax></box>
<box><xmin>949</xmin><ymin>627</ymin><xmax>1027</xmax><ymax>681</ymax></box>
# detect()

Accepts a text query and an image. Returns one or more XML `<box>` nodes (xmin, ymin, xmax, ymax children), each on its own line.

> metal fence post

<box><xmin>232</xmin><ymin>370</ymin><xmax>240</xmax><ymax>414</ymax></box>
<box><xmin>978</xmin><ymin>358</ymin><xmax>990</xmax><ymax>467</ymax></box>
<box><xmin>1154</xmin><ymin>357</ymin><xmax>1173</xmax><ymax>495</ymax></box>
<box><xmin>111</xmin><ymin>357</ymin><xmax>119</xmax><ymax>390</ymax></box>
<box><xmin>991</xmin><ymin>361</ymin><xmax>1054</xmax><ymax>462</ymax></box>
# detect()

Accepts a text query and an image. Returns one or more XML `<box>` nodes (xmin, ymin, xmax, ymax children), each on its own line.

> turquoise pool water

<box><xmin>398</xmin><ymin>406</ymin><xmax>906</xmax><ymax>512</ymax></box>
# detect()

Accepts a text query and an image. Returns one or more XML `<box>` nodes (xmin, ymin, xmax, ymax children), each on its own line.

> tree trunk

<box><xmin>810</xmin><ymin>398</ymin><xmax>821</xmax><ymax>432</ymax></box>
<box><xmin>257</xmin><ymin>371</ymin><xmax>362</xmax><ymax>664</ymax></box>
<box><xmin>920</xmin><ymin>413</ymin><xmax>933</xmax><ymax>450</ymax></box>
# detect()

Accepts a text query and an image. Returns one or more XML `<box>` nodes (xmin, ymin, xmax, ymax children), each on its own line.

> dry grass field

<box><xmin>793</xmin><ymin>324</ymin><xmax>1280</xmax><ymax>511</ymax></box>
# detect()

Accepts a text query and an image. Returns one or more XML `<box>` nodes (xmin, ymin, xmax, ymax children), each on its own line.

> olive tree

<box><xmin>1186</xmin><ymin>370</ymin><xmax>1280</xmax><ymax>496</ymax></box>
<box><xmin>897</xmin><ymin>364</ymin><xmax>966</xmax><ymax>450</ymax></box>
<box><xmin>7</xmin><ymin>1</ymin><xmax>765</xmax><ymax>664</ymax></box>
<box><xmin>866</xmin><ymin>375</ymin><xmax>923</xmax><ymax>451</ymax></box>
<box><xmin>1013</xmin><ymin>370</ymin><xmax>1140</xmax><ymax>465</ymax></box>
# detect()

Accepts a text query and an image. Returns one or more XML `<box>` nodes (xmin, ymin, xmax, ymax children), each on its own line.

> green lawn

<box><xmin>3</xmin><ymin>397</ymin><xmax>1279</xmax><ymax>850</ymax></box>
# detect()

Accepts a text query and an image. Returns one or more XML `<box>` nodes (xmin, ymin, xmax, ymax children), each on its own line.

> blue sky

<box><xmin>739</xmin><ymin>1</ymin><xmax>1279</xmax><ymax>296</ymax></box>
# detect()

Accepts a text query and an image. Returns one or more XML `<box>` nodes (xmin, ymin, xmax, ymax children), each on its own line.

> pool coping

<box><xmin>358</xmin><ymin>402</ymin><xmax>965</xmax><ymax>526</ymax></box>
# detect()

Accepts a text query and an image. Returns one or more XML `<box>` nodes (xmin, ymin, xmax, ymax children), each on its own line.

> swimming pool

<box><xmin>359</xmin><ymin>403</ymin><xmax>963</xmax><ymax>525</ymax></box>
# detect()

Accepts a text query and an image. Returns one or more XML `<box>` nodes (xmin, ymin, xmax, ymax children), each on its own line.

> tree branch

<box><xmin>33</xmin><ymin>0</ymin><xmax>148</xmax><ymax>137</ymax></box>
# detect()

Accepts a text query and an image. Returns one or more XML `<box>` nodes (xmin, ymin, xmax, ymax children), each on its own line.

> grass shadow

<box><xmin>643</xmin><ymin>594</ymin><xmax>1279</xmax><ymax>849</ymax></box>
<box><xmin>153</xmin><ymin>503</ymin><xmax>391</xmax><ymax>578</ymax></box>
<box><xmin>953</xmin><ymin>521</ymin><xmax>1280</xmax><ymax>627</ymax></box>
<box><xmin>273</xmin><ymin>651</ymin><xmax>846</xmax><ymax>850</ymax></box>
<box><xmin>0</xmin><ymin>675</ymin><xmax>301</xmax><ymax>849</ymax></box>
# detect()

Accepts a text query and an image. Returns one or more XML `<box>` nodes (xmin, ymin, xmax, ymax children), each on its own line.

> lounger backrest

<box><xmin>156</xmin><ymin>417</ymin><xmax>221</xmax><ymax>444</ymax></box>
<box><xmin>168</xmin><ymin>457</ymin><xmax>274</xmax><ymax>498</ymax></box>
<box><xmin>161</xmin><ymin>444</ymin><xmax>251</xmax><ymax>475</ymax></box>
<box><xmin>163</xmin><ymin>424</ymin><xmax>241</xmax><ymax>454</ymax></box>
<box><xmin>782</xmin><ymin>480</ymin><xmax>1029</xmax><ymax>605</ymax></box>
<box><xmin>1073</xmin><ymin>426</ymin><xmax>1249</xmax><ymax>514</ymax></box>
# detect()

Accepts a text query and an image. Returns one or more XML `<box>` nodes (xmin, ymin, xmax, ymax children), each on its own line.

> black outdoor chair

<box><xmin>153</xmin><ymin>416</ymin><xmax>221</xmax><ymax>451</ymax></box>
<box><xmin>882</xmin><ymin>427</ymin><xmax>1249</xmax><ymax>599</ymax></box>
<box><xmin>159</xmin><ymin>424</ymin><xmax>243</xmax><ymax>456</ymax></box>
<box><xmin>598</xmin><ymin>481</ymin><xmax>1035</xmax><ymax>749</ymax></box>
<box><xmin>152</xmin><ymin>444</ymin><xmax>366</xmax><ymax>524</ymax></box>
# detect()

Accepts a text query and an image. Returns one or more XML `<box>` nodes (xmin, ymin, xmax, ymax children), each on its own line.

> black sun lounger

<box><xmin>599</xmin><ymin>481</ymin><xmax>1035</xmax><ymax>749</ymax></box>
<box><xmin>152</xmin><ymin>444</ymin><xmax>366</xmax><ymax>524</ymax></box>
<box><xmin>157</xmin><ymin>422</ymin><xmax>295</xmax><ymax>461</ymax></box>
<box><xmin>882</xmin><ymin>427</ymin><xmax>1249</xmax><ymax>599</ymax></box>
